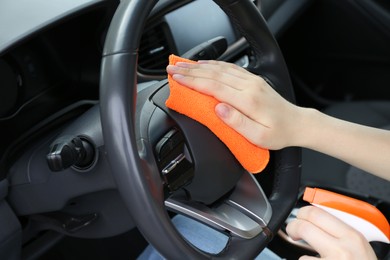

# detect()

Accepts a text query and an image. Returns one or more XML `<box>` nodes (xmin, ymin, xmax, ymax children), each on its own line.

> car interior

<box><xmin>0</xmin><ymin>0</ymin><xmax>389</xmax><ymax>259</ymax></box>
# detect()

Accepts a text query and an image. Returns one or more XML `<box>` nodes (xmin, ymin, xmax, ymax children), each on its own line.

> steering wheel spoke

<box><xmin>166</xmin><ymin>171</ymin><xmax>272</xmax><ymax>239</ymax></box>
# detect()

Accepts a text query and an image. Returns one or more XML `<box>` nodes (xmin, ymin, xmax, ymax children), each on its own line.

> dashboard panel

<box><xmin>138</xmin><ymin>0</ymin><xmax>237</xmax><ymax>75</ymax></box>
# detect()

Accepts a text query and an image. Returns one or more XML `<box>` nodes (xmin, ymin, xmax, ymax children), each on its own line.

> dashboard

<box><xmin>0</xmin><ymin>0</ymin><xmax>310</xmax><ymax>242</ymax></box>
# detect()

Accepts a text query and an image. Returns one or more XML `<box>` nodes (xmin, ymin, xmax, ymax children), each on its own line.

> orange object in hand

<box><xmin>165</xmin><ymin>54</ymin><xmax>269</xmax><ymax>173</ymax></box>
<box><xmin>303</xmin><ymin>187</ymin><xmax>390</xmax><ymax>243</ymax></box>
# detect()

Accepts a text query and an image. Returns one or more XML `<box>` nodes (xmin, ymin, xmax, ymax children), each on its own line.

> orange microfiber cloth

<box><xmin>165</xmin><ymin>54</ymin><xmax>269</xmax><ymax>173</ymax></box>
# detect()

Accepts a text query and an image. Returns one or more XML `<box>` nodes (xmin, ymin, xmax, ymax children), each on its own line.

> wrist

<box><xmin>289</xmin><ymin>106</ymin><xmax>320</xmax><ymax>148</ymax></box>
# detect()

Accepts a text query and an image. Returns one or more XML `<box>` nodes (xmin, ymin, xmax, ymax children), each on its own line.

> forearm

<box><xmin>295</xmin><ymin>108</ymin><xmax>390</xmax><ymax>181</ymax></box>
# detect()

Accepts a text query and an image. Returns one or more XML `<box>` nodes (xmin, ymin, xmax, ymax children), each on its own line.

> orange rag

<box><xmin>165</xmin><ymin>54</ymin><xmax>269</xmax><ymax>173</ymax></box>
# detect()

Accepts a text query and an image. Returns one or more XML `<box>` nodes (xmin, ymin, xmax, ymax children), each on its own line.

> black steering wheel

<box><xmin>100</xmin><ymin>0</ymin><xmax>301</xmax><ymax>258</ymax></box>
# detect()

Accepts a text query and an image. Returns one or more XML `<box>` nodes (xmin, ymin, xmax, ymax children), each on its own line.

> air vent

<box><xmin>139</xmin><ymin>23</ymin><xmax>173</xmax><ymax>73</ymax></box>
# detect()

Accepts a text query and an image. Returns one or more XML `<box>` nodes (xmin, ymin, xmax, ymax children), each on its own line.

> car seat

<box><xmin>300</xmin><ymin>101</ymin><xmax>390</xmax><ymax>203</ymax></box>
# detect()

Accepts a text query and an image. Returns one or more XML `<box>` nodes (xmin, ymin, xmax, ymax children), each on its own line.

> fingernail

<box><xmin>167</xmin><ymin>65</ymin><xmax>179</xmax><ymax>71</ymax></box>
<box><xmin>215</xmin><ymin>104</ymin><xmax>230</xmax><ymax>119</ymax></box>
<box><xmin>172</xmin><ymin>74</ymin><xmax>185</xmax><ymax>80</ymax></box>
<box><xmin>175</xmin><ymin>62</ymin><xmax>191</xmax><ymax>68</ymax></box>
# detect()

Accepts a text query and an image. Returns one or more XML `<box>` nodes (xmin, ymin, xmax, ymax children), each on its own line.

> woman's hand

<box><xmin>166</xmin><ymin>60</ymin><xmax>390</xmax><ymax>180</ymax></box>
<box><xmin>286</xmin><ymin>206</ymin><xmax>377</xmax><ymax>260</ymax></box>
<box><xmin>166</xmin><ymin>60</ymin><xmax>306</xmax><ymax>150</ymax></box>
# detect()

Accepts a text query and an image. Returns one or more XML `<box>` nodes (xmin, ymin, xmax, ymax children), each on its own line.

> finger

<box><xmin>286</xmin><ymin>218</ymin><xmax>336</xmax><ymax>256</ymax></box>
<box><xmin>170</xmin><ymin>73</ymin><xmax>242</xmax><ymax>104</ymax></box>
<box><xmin>167</xmin><ymin>66</ymin><xmax>244</xmax><ymax>93</ymax></box>
<box><xmin>167</xmin><ymin>62</ymin><xmax>251</xmax><ymax>89</ymax></box>
<box><xmin>297</xmin><ymin>206</ymin><xmax>359</xmax><ymax>239</ymax></box>
<box><xmin>185</xmin><ymin>60</ymin><xmax>254</xmax><ymax>79</ymax></box>
<box><xmin>298</xmin><ymin>256</ymin><xmax>319</xmax><ymax>260</ymax></box>
<box><xmin>215</xmin><ymin>103</ymin><xmax>271</xmax><ymax>148</ymax></box>
<box><xmin>197</xmin><ymin>60</ymin><xmax>255</xmax><ymax>77</ymax></box>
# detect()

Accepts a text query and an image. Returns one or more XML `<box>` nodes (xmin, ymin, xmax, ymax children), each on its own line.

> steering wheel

<box><xmin>100</xmin><ymin>0</ymin><xmax>300</xmax><ymax>258</ymax></box>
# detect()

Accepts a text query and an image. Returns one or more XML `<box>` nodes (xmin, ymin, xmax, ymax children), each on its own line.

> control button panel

<box><xmin>155</xmin><ymin>128</ymin><xmax>194</xmax><ymax>193</ymax></box>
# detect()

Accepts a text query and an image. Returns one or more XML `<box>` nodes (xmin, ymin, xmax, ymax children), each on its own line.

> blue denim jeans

<box><xmin>138</xmin><ymin>214</ymin><xmax>281</xmax><ymax>260</ymax></box>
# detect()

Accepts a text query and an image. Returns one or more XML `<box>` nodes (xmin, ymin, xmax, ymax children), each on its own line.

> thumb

<box><xmin>215</xmin><ymin>103</ymin><xmax>269</xmax><ymax>148</ymax></box>
<box><xmin>215</xmin><ymin>103</ymin><xmax>232</xmax><ymax>120</ymax></box>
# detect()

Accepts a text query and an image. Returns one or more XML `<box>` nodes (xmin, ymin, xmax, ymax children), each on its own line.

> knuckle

<box><xmin>299</xmin><ymin>206</ymin><xmax>320</xmax><ymax>222</ymax></box>
<box><xmin>180</xmin><ymin>67</ymin><xmax>191</xmax><ymax>73</ymax></box>
<box><xmin>287</xmin><ymin>219</ymin><xmax>309</xmax><ymax>239</ymax></box>
<box><xmin>334</xmin><ymin>247</ymin><xmax>354</xmax><ymax>260</ymax></box>
<box><xmin>295</xmin><ymin>220</ymin><xmax>310</xmax><ymax>235</ymax></box>
<box><xmin>255</xmin><ymin>77</ymin><xmax>269</xmax><ymax>90</ymax></box>
<box><xmin>227</xmin><ymin>110</ymin><xmax>245</xmax><ymax>128</ymax></box>
<box><xmin>346</xmin><ymin>229</ymin><xmax>366</xmax><ymax>245</ymax></box>
<box><xmin>176</xmin><ymin>67</ymin><xmax>193</xmax><ymax>76</ymax></box>
<box><xmin>217</xmin><ymin>60</ymin><xmax>234</xmax><ymax>68</ymax></box>
<box><xmin>244</xmin><ymin>94</ymin><xmax>258</xmax><ymax>109</ymax></box>
<box><xmin>205</xmin><ymin>69</ymin><xmax>215</xmax><ymax>77</ymax></box>
<box><xmin>252</xmin><ymin>130</ymin><xmax>268</xmax><ymax>148</ymax></box>
<box><xmin>208</xmin><ymin>80</ymin><xmax>223</xmax><ymax>92</ymax></box>
<box><xmin>208</xmin><ymin>70</ymin><xmax>221</xmax><ymax>80</ymax></box>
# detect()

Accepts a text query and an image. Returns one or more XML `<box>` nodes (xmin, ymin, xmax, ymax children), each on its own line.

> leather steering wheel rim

<box><xmin>100</xmin><ymin>0</ymin><xmax>301</xmax><ymax>259</ymax></box>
